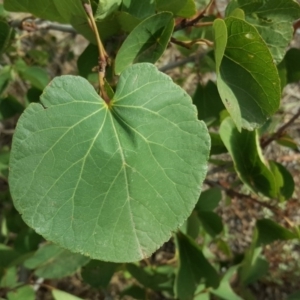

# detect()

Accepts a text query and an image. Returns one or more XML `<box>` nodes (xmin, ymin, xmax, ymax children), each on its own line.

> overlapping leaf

<box><xmin>220</xmin><ymin>118</ymin><xmax>277</xmax><ymax>197</ymax></box>
<box><xmin>175</xmin><ymin>231</ymin><xmax>219</xmax><ymax>300</ymax></box>
<box><xmin>156</xmin><ymin>0</ymin><xmax>196</xmax><ymax>18</ymax></box>
<box><xmin>9</xmin><ymin>63</ymin><xmax>210</xmax><ymax>262</ymax></box>
<box><xmin>115</xmin><ymin>12</ymin><xmax>174</xmax><ymax>74</ymax></box>
<box><xmin>24</xmin><ymin>244</ymin><xmax>89</xmax><ymax>279</ymax></box>
<box><xmin>213</xmin><ymin>17</ymin><xmax>280</xmax><ymax>130</ymax></box>
<box><xmin>226</xmin><ymin>0</ymin><xmax>300</xmax><ymax>64</ymax></box>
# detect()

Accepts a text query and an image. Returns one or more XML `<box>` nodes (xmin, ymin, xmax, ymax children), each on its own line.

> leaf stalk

<box><xmin>83</xmin><ymin>2</ymin><xmax>110</xmax><ymax>104</ymax></box>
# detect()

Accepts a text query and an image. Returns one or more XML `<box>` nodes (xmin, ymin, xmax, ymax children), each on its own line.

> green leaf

<box><xmin>288</xmin><ymin>291</ymin><xmax>300</xmax><ymax>300</ymax></box>
<box><xmin>24</xmin><ymin>244</ymin><xmax>90</xmax><ymax>279</ymax></box>
<box><xmin>18</xmin><ymin>66</ymin><xmax>49</xmax><ymax>90</ymax></box>
<box><xmin>226</xmin><ymin>0</ymin><xmax>300</xmax><ymax>64</ymax></box>
<box><xmin>4</xmin><ymin>0</ymin><xmax>94</xmax><ymax>41</ymax></box>
<box><xmin>0</xmin><ymin>66</ymin><xmax>11</xmax><ymax>95</ymax></box>
<box><xmin>26</xmin><ymin>88</ymin><xmax>43</xmax><ymax>104</ymax></box>
<box><xmin>4</xmin><ymin>0</ymin><xmax>67</xmax><ymax>23</ymax></box>
<box><xmin>14</xmin><ymin>228</ymin><xmax>43</xmax><ymax>254</ymax></box>
<box><xmin>284</xmin><ymin>48</ymin><xmax>300</xmax><ymax>84</ymax></box>
<box><xmin>195</xmin><ymin>187</ymin><xmax>222</xmax><ymax>212</ymax></box>
<box><xmin>209</xmin><ymin>133</ymin><xmax>227</xmax><ymax>155</ymax></box>
<box><xmin>213</xmin><ymin>17</ymin><xmax>280</xmax><ymax>130</ymax></box>
<box><xmin>0</xmin><ymin>245</ymin><xmax>19</xmax><ymax>268</ymax></box>
<box><xmin>126</xmin><ymin>263</ymin><xmax>174</xmax><ymax>293</ymax></box>
<box><xmin>198</xmin><ymin>211</ymin><xmax>223</xmax><ymax>237</ymax></box>
<box><xmin>95</xmin><ymin>0</ymin><xmax>121</xmax><ymax>20</ymax></box>
<box><xmin>276</xmin><ymin>134</ymin><xmax>299</xmax><ymax>151</ymax></box>
<box><xmin>52</xmin><ymin>289</ymin><xmax>83</xmax><ymax>300</ymax></box>
<box><xmin>193</xmin><ymin>81</ymin><xmax>225</xmax><ymax>125</ymax></box>
<box><xmin>115</xmin><ymin>12</ymin><xmax>174</xmax><ymax>75</ymax></box>
<box><xmin>9</xmin><ymin>63</ymin><xmax>210</xmax><ymax>262</ymax></box>
<box><xmin>0</xmin><ymin>96</ymin><xmax>24</xmax><ymax>120</ymax></box>
<box><xmin>77</xmin><ymin>44</ymin><xmax>98</xmax><ymax>78</ymax></box>
<box><xmin>256</xmin><ymin>219</ymin><xmax>297</xmax><ymax>246</ymax></box>
<box><xmin>180</xmin><ymin>211</ymin><xmax>201</xmax><ymax>239</ymax></box>
<box><xmin>0</xmin><ymin>20</ymin><xmax>14</xmax><ymax>54</ymax></box>
<box><xmin>239</xmin><ymin>236</ymin><xmax>269</xmax><ymax>286</ymax></box>
<box><xmin>220</xmin><ymin>117</ymin><xmax>277</xmax><ymax>198</ymax></box>
<box><xmin>122</xmin><ymin>0</ymin><xmax>156</xmax><ymax>19</ymax></box>
<box><xmin>81</xmin><ymin>260</ymin><xmax>119</xmax><ymax>288</ymax></box>
<box><xmin>269</xmin><ymin>161</ymin><xmax>295</xmax><ymax>201</ymax></box>
<box><xmin>175</xmin><ymin>232</ymin><xmax>219</xmax><ymax>300</ymax></box>
<box><xmin>156</xmin><ymin>0</ymin><xmax>196</xmax><ymax>18</ymax></box>
<box><xmin>121</xmin><ymin>285</ymin><xmax>146</xmax><ymax>299</ymax></box>
<box><xmin>7</xmin><ymin>285</ymin><xmax>35</xmax><ymax>300</ymax></box>
<box><xmin>0</xmin><ymin>147</ymin><xmax>10</xmax><ymax>179</ymax></box>
<box><xmin>211</xmin><ymin>266</ymin><xmax>243</xmax><ymax>300</ymax></box>
<box><xmin>0</xmin><ymin>266</ymin><xmax>17</xmax><ymax>288</ymax></box>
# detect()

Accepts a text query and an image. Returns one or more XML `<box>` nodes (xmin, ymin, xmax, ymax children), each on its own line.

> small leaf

<box><xmin>81</xmin><ymin>260</ymin><xmax>119</xmax><ymax>288</ymax></box>
<box><xmin>226</xmin><ymin>0</ymin><xmax>300</xmax><ymax>64</ymax></box>
<box><xmin>180</xmin><ymin>211</ymin><xmax>201</xmax><ymax>239</ymax></box>
<box><xmin>284</xmin><ymin>48</ymin><xmax>300</xmax><ymax>84</ymax></box>
<box><xmin>0</xmin><ymin>95</ymin><xmax>24</xmax><ymax>120</ymax></box>
<box><xmin>209</xmin><ymin>133</ymin><xmax>227</xmax><ymax>155</ymax></box>
<box><xmin>77</xmin><ymin>44</ymin><xmax>98</xmax><ymax>78</ymax></box>
<box><xmin>7</xmin><ymin>285</ymin><xmax>35</xmax><ymax>300</ymax></box>
<box><xmin>121</xmin><ymin>285</ymin><xmax>146</xmax><ymax>299</ymax></box>
<box><xmin>0</xmin><ymin>66</ymin><xmax>11</xmax><ymax>95</ymax></box>
<box><xmin>24</xmin><ymin>244</ymin><xmax>90</xmax><ymax>279</ymax></box>
<box><xmin>239</xmin><ymin>243</ymin><xmax>269</xmax><ymax>286</ymax></box>
<box><xmin>175</xmin><ymin>232</ymin><xmax>219</xmax><ymax>300</ymax></box>
<box><xmin>95</xmin><ymin>0</ymin><xmax>121</xmax><ymax>20</ymax></box>
<box><xmin>115</xmin><ymin>12</ymin><xmax>174</xmax><ymax>74</ymax></box>
<box><xmin>214</xmin><ymin>17</ymin><xmax>280</xmax><ymax>130</ymax></box>
<box><xmin>198</xmin><ymin>211</ymin><xmax>223</xmax><ymax>237</ymax></box>
<box><xmin>126</xmin><ymin>263</ymin><xmax>174</xmax><ymax>293</ymax></box>
<box><xmin>195</xmin><ymin>187</ymin><xmax>222</xmax><ymax>212</ymax></box>
<box><xmin>9</xmin><ymin>63</ymin><xmax>210</xmax><ymax>262</ymax></box>
<box><xmin>122</xmin><ymin>0</ymin><xmax>156</xmax><ymax>19</ymax></box>
<box><xmin>220</xmin><ymin>117</ymin><xmax>277</xmax><ymax>198</ymax></box>
<box><xmin>18</xmin><ymin>66</ymin><xmax>49</xmax><ymax>90</ymax></box>
<box><xmin>287</xmin><ymin>291</ymin><xmax>300</xmax><ymax>300</ymax></box>
<box><xmin>276</xmin><ymin>134</ymin><xmax>299</xmax><ymax>151</ymax></box>
<box><xmin>211</xmin><ymin>266</ymin><xmax>243</xmax><ymax>300</ymax></box>
<box><xmin>270</xmin><ymin>161</ymin><xmax>295</xmax><ymax>201</ymax></box>
<box><xmin>193</xmin><ymin>81</ymin><xmax>225</xmax><ymax>125</ymax></box>
<box><xmin>256</xmin><ymin>219</ymin><xmax>297</xmax><ymax>246</ymax></box>
<box><xmin>0</xmin><ymin>20</ymin><xmax>14</xmax><ymax>54</ymax></box>
<box><xmin>52</xmin><ymin>289</ymin><xmax>83</xmax><ymax>300</ymax></box>
<box><xmin>4</xmin><ymin>0</ymin><xmax>67</xmax><ymax>23</ymax></box>
<box><xmin>156</xmin><ymin>0</ymin><xmax>196</xmax><ymax>18</ymax></box>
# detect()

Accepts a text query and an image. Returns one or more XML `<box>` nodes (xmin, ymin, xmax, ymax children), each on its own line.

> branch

<box><xmin>159</xmin><ymin>51</ymin><xmax>208</xmax><ymax>72</ymax></box>
<box><xmin>174</xmin><ymin>0</ymin><xmax>214</xmax><ymax>31</ymax></box>
<box><xmin>9</xmin><ymin>18</ymin><xmax>76</xmax><ymax>33</ymax></box>
<box><xmin>261</xmin><ymin>108</ymin><xmax>300</xmax><ymax>148</ymax></box>
<box><xmin>204</xmin><ymin>179</ymin><xmax>279</xmax><ymax>213</ymax></box>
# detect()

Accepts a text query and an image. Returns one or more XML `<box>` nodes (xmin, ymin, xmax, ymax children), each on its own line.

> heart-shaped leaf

<box><xmin>9</xmin><ymin>63</ymin><xmax>210</xmax><ymax>262</ymax></box>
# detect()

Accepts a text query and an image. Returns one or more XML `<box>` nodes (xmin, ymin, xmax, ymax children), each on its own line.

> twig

<box><xmin>9</xmin><ymin>18</ymin><xmax>76</xmax><ymax>33</ymax></box>
<box><xmin>174</xmin><ymin>0</ymin><xmax>214</xmax><ymax>31</ymax></box>
<box><xmin>170</xmin><ymin>37</ymin><xmax>213</xmax><ymax>49</ymax></box>
<box><xmin>204</xmin><ymin>179</ymin><xmax>279</xmax><ymax>213</ymax></box>
<box><xmin>158</xmin><ymin>51</ymin><xmax>208</xmax><ymax>72</ymax></box>
<box><xmin>83</xmin><ymin>2</ymin><xmax>110</xmax><ymax>104</ymax></box>
<box><xmin>261</xmin><ymin>108</ymin><xmax>300</xmax><ymax>148</ymax></box>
